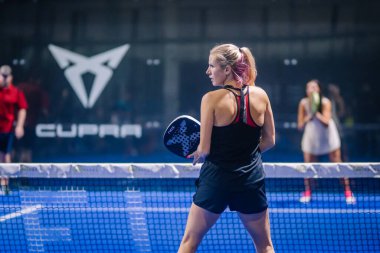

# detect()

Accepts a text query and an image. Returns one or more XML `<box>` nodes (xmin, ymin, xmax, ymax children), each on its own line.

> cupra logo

<box><xmin>48</xmin><ymin>44</ymin><xmax>130</xmax><ymax>108</ymax></box>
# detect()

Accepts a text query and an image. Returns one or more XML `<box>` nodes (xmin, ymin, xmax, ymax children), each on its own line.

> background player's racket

<box><xmin>310</xmin><ymin>91</ymin><xmax>321</xmax><ymax>115</ymax></box>
<box><xmin>163</xmin><ymin>115</ymin><xmax>200</xmax><ymax>158</ymax></box>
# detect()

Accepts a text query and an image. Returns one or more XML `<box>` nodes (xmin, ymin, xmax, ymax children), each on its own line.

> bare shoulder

<box><xmin>203</xmin><ymin>88</ymin><xmax>229</xmax><ymax>100</ymax></box>
<box><xmin>251</xmin><ymin>85</ymin><xmax>267</xmax><ymax>95</ymax></box>
<box><xmin>201</xmin><ymin>89</ymin><xmax>221</xmax><ymax>105</ymax></box>
<box><xmin>250</xmin><ymin>86</ymin><xmax>269</xmax><ymax>101</ymax></box>
<box><xmin>299</xmin><ymin>97</ymin><xmax>308</xmax><ymax>106</ymax></box>
<box><xmin>322</xmin><ymin>96</ymin><xmax>331</xmax><ymax>105</ymax></box>
<box><xmin>202</xmin><ymin>89</ymin><xmax>218</xmax><ymax>99</ymax></box>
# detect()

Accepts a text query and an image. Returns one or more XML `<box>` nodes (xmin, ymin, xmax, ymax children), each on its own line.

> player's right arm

<box><xmin>188</xmin><ymin>92</ymin><xmax>214</xmax><ymax>165</ymax></box>
<box><xmin>297</xmin><ymin>99</ymin><xmax>312</xmax><ymax>130</ymax></box>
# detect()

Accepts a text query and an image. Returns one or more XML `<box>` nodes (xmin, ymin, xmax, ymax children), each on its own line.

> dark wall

<box><xmin>0</xmin><ymin>0</ymin><xmax>379</xmax><ymax>162</ymax></box>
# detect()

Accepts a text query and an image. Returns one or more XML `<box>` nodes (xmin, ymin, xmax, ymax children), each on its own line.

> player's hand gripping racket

<box><xmin>163</xmin><ymin>115</ymin><xmax>200</xmax><ymax>158</ymax></box>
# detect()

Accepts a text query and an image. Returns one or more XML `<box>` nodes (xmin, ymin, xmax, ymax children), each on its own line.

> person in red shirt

<box><xmin>0</xmin><ymin>65</ymin><xmax>28</xmax><ymax>194</ymax></box>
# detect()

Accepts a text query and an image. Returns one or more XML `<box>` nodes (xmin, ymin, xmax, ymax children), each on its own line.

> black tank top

<box><xmin>200</xmin><ymin>85</ymin><xmax>264</xmax><ymax>189</ymax></box>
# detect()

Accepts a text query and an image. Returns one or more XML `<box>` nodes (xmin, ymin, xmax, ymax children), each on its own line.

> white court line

<box><xmin>0</xmin><ymin>205</ymin><xmax>43</xmax><ymax>222</ymax></box>
<box><xmin>7</xmin><ymin>206</ymin><xmax>373</xmax><ymax>214</ymax></box>
<box><xmin>269</xmin><ymin>208</ymin><xmax>380</xmax><ymax>214</ymax></box>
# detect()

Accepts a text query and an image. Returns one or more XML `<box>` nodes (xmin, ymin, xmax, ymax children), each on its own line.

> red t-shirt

<box><xmin>0</xmin><ymin>84</ymin><xmax>28</xmax><ymax>133</ymax></box>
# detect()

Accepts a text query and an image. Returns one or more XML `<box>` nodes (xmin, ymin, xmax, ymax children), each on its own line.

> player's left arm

<box><xmin>259</xmin><ymin>90</ymin><xmax>275</xmax><ymax>153</ymax></box>
<box><xmin>15</xmin><ymin>89</ymin><xmax>28</xmax><ymax>139</ymax></box>
<box><xmin>15</xmin><ymin>108</ymin><xmax>27</xmax><ymax>139</ymax></box>
<box><xmin>315</xmin><ymin>98</ymin><xmax>331</xmax><ymax>127</ymax></box>
<box><xmin>189</xmin><ymin>92</ymin><xmax>214</xmax><ymax>165</ymax></box>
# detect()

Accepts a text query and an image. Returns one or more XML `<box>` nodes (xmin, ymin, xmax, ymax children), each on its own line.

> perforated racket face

<box><xmin>163</xmin><ymin>116</ymin><xmax>200</xmax><ymax>158</ymax></box>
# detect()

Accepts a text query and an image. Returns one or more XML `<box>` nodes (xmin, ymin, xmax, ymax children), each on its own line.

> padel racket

<box><xmin>163</xmin><ymin>115</ymin><xmax>200</xmax><ymax>158</ymax></box>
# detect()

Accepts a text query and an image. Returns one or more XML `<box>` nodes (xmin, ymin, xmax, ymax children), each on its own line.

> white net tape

<box><xmin>0</xmin><ymin>163</ymin><xmax>379</xmax><ymax>178</ymax></box>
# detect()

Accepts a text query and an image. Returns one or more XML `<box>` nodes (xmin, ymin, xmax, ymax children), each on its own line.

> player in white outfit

<box><xmin>297</xmin><ymin>80</ymin><xmax>355</xmax><ymax>204</ymax></box>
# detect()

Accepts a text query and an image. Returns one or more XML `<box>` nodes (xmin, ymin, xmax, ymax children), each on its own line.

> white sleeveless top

<box><xmin>301</xmin><ymin>97</ymin><xmax>341</xmax><ymax>155</ymax></box>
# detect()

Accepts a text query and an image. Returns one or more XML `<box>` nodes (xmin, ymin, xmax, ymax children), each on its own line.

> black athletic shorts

<box><xmin>0</xmin><ymin>132</ymin><xmax>14</xmax><ymax>154</ymax></box>
<box><xmin>193</xmin><ymin>178</ymin><xmax>268</xmax><ymax>214</ymax></box>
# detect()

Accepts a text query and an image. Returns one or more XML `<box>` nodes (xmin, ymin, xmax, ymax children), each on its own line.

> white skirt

<box><xmin>301</xmin><ymin>118</ymin><xmax>341</xmax><ymax>155</ymax></box>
